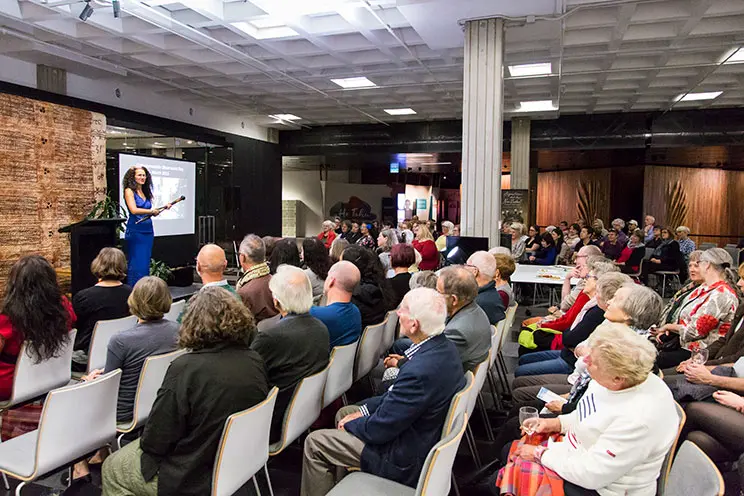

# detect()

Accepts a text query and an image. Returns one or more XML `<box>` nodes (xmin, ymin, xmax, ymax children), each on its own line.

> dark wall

<box><xmin>0</xmin><ymin>81</ymin><xmax>281</xmax><ymax>268</ymax></box>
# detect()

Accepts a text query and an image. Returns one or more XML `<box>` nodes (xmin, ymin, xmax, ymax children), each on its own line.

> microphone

<box><xmin>135</xmin><ymin>195</ymin><xmax>186</xmax><ymax>224</ymax></box>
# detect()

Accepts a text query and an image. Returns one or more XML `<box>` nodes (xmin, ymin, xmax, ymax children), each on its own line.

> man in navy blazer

<box><xmin>301</xmin><ymin>288</ymin><xmax>466</xmax><ymax>496</ymax></box>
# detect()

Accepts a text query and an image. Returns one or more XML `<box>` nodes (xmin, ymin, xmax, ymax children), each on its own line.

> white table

<box><xmin>511</xmin><ymin>264</ymin><xmax>579</xmax><ymax>308</ymax></box>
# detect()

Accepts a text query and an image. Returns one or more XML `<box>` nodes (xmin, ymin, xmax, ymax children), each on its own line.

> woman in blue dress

<box><xmin>122</xmin><ymin>167</ymin><xmax>170</xmax><ymax>286</ymax></box>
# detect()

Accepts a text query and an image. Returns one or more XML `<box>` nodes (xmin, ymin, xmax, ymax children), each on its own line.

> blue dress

<box><xmin>125</xmin><ymin>191</ymin><xmax>154</xmax><ymax>286</ymax></box>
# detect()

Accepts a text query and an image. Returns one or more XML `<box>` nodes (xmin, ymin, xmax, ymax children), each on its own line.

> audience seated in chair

<box><xmin>71</xmin><ymin>247</ymin><xmax>132</xmax><ymax>370</ymax></box>
<box><xmin>615</xmin><ymin>229</ymin><xmax>645</xmax><ymax>274</ymax></box>
<box><xmin>0</xmin><ymin>255</ymin><xmax>76</xmax><ymax>440</ymax></box>
<box><xmin>645</xmin><ymin>226</ymin><xmax>662</xmax><ymax>249</ymax></box>
<box><xmin>310</xmin><ymin>261</ymin><xmax>362</xmax><ymax>349</ymax></box>
<box><xmin>387</xmin><ymin>244</ymin><xmax>415</xmax><ymax>308</ymax></box>
<box><xmin>548</xmin><ymin>245</ymin><xmax>602</xmax><ymax>319</ymax></box>
<box><xmin>640</xmin><ymin>227</ymin><xmax>684</xmax><ymax>286</ymax></box>
<box><xmin>179</xmin><ymin>244</ymin><xmax>238</xmax><ymax>322</ymax></box>
<box><xmin>489</xmin><ymin>324</ymin><xmax>679</xmax><ymax>496</ymax></box>
<box><xmin>301</xmin><ymin>287</ymin><xmax>465</xmax><ymax>496</ymax></box>
<box><xmin>600</xmin><ymin>230</ymin><xmax>624</xmax><ymax>261</ymax></box>
<box><xmin>390</xmin><ymin>265</ymin><xmax>490</xmax><ymax>373</ymax></box>
<box><xmin>302</xmin><ymin>237</ymin><xmax>332</xmax><ymax>300</ymax></box>
<box><xmin>675</xmin><ymin>226</ymin><xmax>696</xmax><ymax>259</ymax></box>
<box><xmin>74</xmin><ymin>276</ymin><xmax>179</xmax><ymax>483</ymax></box>
<box><xmin>269</xmin><ymin>238</ymin><xmax>302</xmax><ymax>274</ymax></box>
<box><xmin>341</xmin><ymin>245</ymin><xmax>393</xmax><ymax>327</ymax></box>
<box><xmin>252</xmin><ymin>265</ymin><xmax>330</xmax><ymax>443</ymax></box>
<box><xmin>650</xmin><ymin>248</ymin><xmax>738</xmax><ymax>369</ymax></box>
<box><xmin>492</xmin><ymin>253</ymin><xmax>516</xmax><ymax>308</ymax></box>
<box><xmin>409</xmin><ymin>270</ymin><xmax>438</xmax><ymax>290</ymax></box>
<box><xmin>102</xmin><ymin>286</ymin><xmax>270</xmax><ymax>496</ymax></box>
<box><xmin>236</xmin><ymin>234</ymin><xmax>278</xmax><ymax>323</ymax></box>
<box><xmin>527</xmin><ymin>232</ymin><xmax>557</xmax><ymax>265</ymax></box>
<box><xmin>467</xmin><ymin>251</ymin><xmax>506</xmax><ymax>325</ymax></box>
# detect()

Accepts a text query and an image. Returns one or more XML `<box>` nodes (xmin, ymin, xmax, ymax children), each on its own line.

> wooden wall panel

<box><xmin>536</xmin><ymin>169</ymin><xmax>611</xmax><ymax>226</ymax></box>
<box><xmin>643</xmin><ymin>166</ymin><xmax>744</xmax><ymax>246</ymax></box>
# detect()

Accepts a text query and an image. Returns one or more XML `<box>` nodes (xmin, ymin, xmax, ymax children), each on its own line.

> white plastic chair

<box><xmin>354</xmin><ymin>318</ymin><xmax>386</xmax><ymax>387</ymax></box>
<box><xmin>441</xmin><ymin>371</ymin><xmax>473</xmax><ymax>438</ymax></box>
<box><xmin>464</xmin><ymin>352</ymin><xmax>491</xmax><ymax>467</ymax></box>
<box><xmin>664</xmin><ymin>441</ymin><xmax>724</xmax><ymax>496</ymax></box>
<box><xmin>269</xmin><ymin>362</ymin><xmax>331</xmax><ymax>456</ymax></box>
<box><xmin>657</xmin><ymin>402</ymin><xmax>687</xmax><ymax>496</ymax></box>
<box><xmin>86</xmin><ymin>315</ymin><xmax>138</xmax><ymax>373</ymax></box>
<box><xmin>323</xmin><ymin>341</ymin><xmax>359</xmax><ymax>408</ymax></box>
<box><xmin>116</xmin><ymin>349</ymin><xmax>188</xmax><ymax>447</ymax></box>
<box><xmin>0</xmin><ymin>370</ymin><xmax>122</xmax><ymax>496</ymax></box>
<box><xmin>496</xmin><ymin>303</ymin><xmax>518</xmax><ymax>395</ymax></box>
<box><xmin>212</xmin><ymin>387</ymin><xmax>279</xmax><ymax>496</ymax></box>
<box><xmin>326</xmin><ymin>413</ymin><xmax>468</xmax><ymax>496</ymax></box>
<box><xmin>164</xmin><ymin>300</ymin><xmax>185</xmax><ymax>322</ymax></box>
<box><xmin>379</xmin><ymin>310</ymin><xmax>399</xmax><ymax>356</ymax></box>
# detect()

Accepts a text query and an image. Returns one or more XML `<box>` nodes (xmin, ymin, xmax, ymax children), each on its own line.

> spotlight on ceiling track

<box><xmin>79</xmin><ymin>0</ymin><xmax>94</xmax><ymax>21</ymax></box>
<box><xmin>112</xmin><ymin>0</ymin><xmax>120</xmax><ymax>18</ymax></box>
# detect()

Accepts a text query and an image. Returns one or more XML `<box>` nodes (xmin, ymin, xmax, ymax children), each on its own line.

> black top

<box><xmin>353</xmin><ymin>281</ymin><xmax>391</xmax><ymax>328</ymax></box>
<box><xmin>140</xmin><ymin>343</ymin><xmax>270</xmax><ymax>496</ymax></box>
<box><xmin>560</xmin><ymin>305</ymin><xmax>606</xmax><ymax>367</ymax></box>
<box><xmin>388</xmin><ymin>273</ymin><xmax>412</xmax><ymax>308</ymax></box>
<box><xmin>72</xmin><ymin>284</ymin><xmax>132</xmax><ymax>353</ymax></box>
<box><xmin>251</xmin><ymin>313</ymin><xmax>330</xmax><ymax>441</ymax></box>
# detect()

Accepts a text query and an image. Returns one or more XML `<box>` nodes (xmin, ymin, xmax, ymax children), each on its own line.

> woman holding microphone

<box><xmin>122</xmin><ymin>166</ymin><xmax>170</xmax><ymax>286</ymax></box>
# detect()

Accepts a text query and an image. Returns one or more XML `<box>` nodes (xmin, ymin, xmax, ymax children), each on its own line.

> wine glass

<box><xmin>692</xmin><ymin>348</ymin><xmax>709</xmax><ymax>365</ymax></box>
<box><xmin>519</xmin><ymin>406</ymin><xmax>539</xmax><ymax>435</ymax></box>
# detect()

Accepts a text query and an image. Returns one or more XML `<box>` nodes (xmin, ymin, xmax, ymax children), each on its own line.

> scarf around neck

<box><xmin>236</xmin><ymin>262</ymin><xmax>270</xmax><ymax>290</ymax></box>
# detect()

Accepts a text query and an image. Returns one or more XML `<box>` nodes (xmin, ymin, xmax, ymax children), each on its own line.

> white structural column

<box><xmin>461</xmin><ymin>18</ymin><xmax>505</xmax><ymax>247</ymax></box>
<box><xmin>510</xmin><ymin>117</ymin><xmax>531</xmax><ymax>190</ymax></box>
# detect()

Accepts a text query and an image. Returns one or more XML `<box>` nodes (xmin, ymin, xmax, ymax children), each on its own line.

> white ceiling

<box><xmin>1</xmin><ymin>0</ymin><xmax>744</xmax><ymax>128</ymax></box>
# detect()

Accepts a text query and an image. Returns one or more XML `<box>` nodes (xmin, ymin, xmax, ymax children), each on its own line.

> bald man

<box><xmin>178</xmin><ymin>243</ymin><xmax>238</xmax><ymax>322</ymax></box>
<box><xmin>310</xmin><ymin>261</ymin><xmax>363</xmax><ymax>349</ymax></box>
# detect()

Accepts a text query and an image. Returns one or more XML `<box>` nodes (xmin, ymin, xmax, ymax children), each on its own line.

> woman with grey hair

<box><xmin>515</xmin><ymin>272</ymin><xmax>631</xmax><ymax>376</ymax></box>
<box><xmin>604</xmin><ymin>283</ymin><xmax>664</xmax><ymax>333</ymax></box>
<box><xmin>317</xmin><ymin>220</ymin><xmax>337</xmax><ymax>249</ymax></box>
<box><xmin>436</xmin><ymin>220</ymin><xmax>455</xmax><ymax>251</ymax></box>
<box><xmin>409</xmin><ymin>270</ymin><xmax>438</xmax><ymax>290</ymax></box>
<box><xmin>510</xmin><ymin>222</ymin><xmax>529</xmax><ymax>261</ymax></box>
<box><xmin>377</xmin><ymin>228</ymin><xmax>399</xmax><ymax>277</ymax></box>
<box><xmin>653</xmin><ymin>247</ymin><xmax>739</xmax><ymax>369</ymax></box>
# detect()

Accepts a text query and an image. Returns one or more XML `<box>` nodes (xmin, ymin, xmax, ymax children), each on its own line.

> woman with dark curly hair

<box><xmin>122</xmin><ymin>166</ymin><xmax>171</xmax><ymax>286</ymax></box>
<box><xmin>302</xmin><ymin>238</ymin><xmax>332</xmax><ymax>299</ymax></box>
<box><xmin>102</xmin><ymin>286</ymin><xmax>270</xmax><ymax>496</ymax></box>
<box><xmin>342</xmin><ymin>245</ymin><xmax>393</xmax><ymax>326</ymax></box>
<box><xmin>269</xmin><ymin>238</ymin><xmax>301</xmax><ymax>274</ymax></box>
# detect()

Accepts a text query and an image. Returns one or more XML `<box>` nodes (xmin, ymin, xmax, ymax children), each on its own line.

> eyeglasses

<box><xmin>584</xmin><ymin>274</ymin><xmax>598</xmax><ymax>281</ymax></box>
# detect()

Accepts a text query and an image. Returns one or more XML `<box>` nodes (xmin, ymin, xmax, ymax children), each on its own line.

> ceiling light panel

<box><xmin>231</xmin><ymin>22</ymin><xmax>299</xmax><ymax>40</ymax></box>
<box><xmin>269</xmin><ymin>114</ymin><xmax>302</xmax><ymax>120</ymax></box>
<box><xmin>508</xmin><ymin>62</ymin><xmax>552</xmax><ymax>77</ymax></box>
<box><xmin>515</xmin><ymin>100</ymin><xmax>557</xmax><ymax>112</ymax></box>
<box><xmin>330</xmin><ymin>77</ymin><xmax>377</xmax><ymax>88</ymax></box>
<box><xmin>674</xmin><ymin>91</ymin><xmax>722</xmax><ymax>102</ymax></box>
<box><xmin>722</xmin><ymin>47</ymin><xmax>744</xmax><ymax>64</ymax></box>
<box><xmin>384</xmin><ymin>108</ymin><xmax>416</xmax><ymax>115</ymax></box>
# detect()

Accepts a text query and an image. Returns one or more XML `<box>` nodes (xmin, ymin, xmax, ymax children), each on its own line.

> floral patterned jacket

<box><xmin>676</xmin><ymin>280</ymin><xmax>738</xmax><ymax>351</ymax></box>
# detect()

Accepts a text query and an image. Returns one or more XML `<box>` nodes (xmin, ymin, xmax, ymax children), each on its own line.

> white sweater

<box><xmin>541</xmin><ymin>374</ymin><xmax>679</xmax><ymax>496</ymax></box>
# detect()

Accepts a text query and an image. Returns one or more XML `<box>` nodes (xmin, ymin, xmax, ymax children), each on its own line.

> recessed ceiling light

<box><xmin>722</xmin><ymin>47</ymin><xmax>744</xmax><ymax>64</ymax></box>
<box><xmin>508</xmin><ymin>62</ymin><xmax>552</xmax><ymax>78</ymax></box>
<box><xmin>187</xmin><ymin>140</ymin><xmax>194</xmax><ymax>144</ymax></box>
<box><xmin>249</xmin><ymin>17</ymin><xmax>287</xmax><ymax>29</ymax></box>
<box><xmin>330</xmin><ymin>77</ymin><xmax>377</xmax><ymax>89</ymax></box>
<box><xmin>515</xmin><ymin>100</ymin><xmax>557</xmax><ymax>112</ymax></box>
<box><xmin>269</xmin><ymin>114</ymin><xmax>302</xmax><ymax>121</ymax></box>
<box><xmin>674</xmin><ymin>91</ymin><xmax>722</xmax><ymax>102</ymax></box>
<box><xmin>384</xmin><ymin>108</ymin><xmax>417</xmax><ymax>115</ymax></box>
<box><xmin>231</xmin><ymin>22</ymin><xmax>298</xmax><ymax>40</ymax></box>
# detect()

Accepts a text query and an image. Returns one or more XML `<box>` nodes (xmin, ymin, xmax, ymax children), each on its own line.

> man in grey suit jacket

<box><xmin>389</xmin><ymin>266</ymin><xmax>491</xmax><ymax>372</ymax></box>
<box><xmin>436</xmin><ymin>266</ymin><xmax>492</xmax><ymax>371</ymax></box>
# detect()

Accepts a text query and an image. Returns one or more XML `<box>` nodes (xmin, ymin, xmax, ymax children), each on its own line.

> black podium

<box><xmin>59</xmin><ymin>218</ymin><xmax>126</xmax><ymax>295</ymax></box>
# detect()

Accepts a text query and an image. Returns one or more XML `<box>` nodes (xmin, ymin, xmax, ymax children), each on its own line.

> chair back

<box><xmin>354</xmin><ymin>318</ymin><xmax>386</xmax><ymax>381</ymax></box>
<box><xmin>4</xmin><ymin>329</ymin><xmax>77</xmax><ymax>408</ymax></box>
<box><xmin>415</xmin><ymin>414</ymin><xmax>468</xmax><ymax>496</ymax></box>
<box><xmin>441</xmin><ymin>372</ymin><xmax>473</xmax><ymax>438</ymax></box>
<box><xmin>34</xmin><ymin>370</ymin><xmax>121</xmax><ymax>477</ymax></box>
<box><xmin>164</xmin><ymin>300</ymin><xmax>185</xmax><ymax>322</ymax></box>
<box><xmin>379</xmin><ymin>310</ymin><xmax>399</xmax><ymax>356</ymax></box>
<box><xmin>270</xmin><ymin>363</ymin><xmax>331</xmax><ymax>456</ymax></box>
<box><xmin>323</xmin><ymin>341</ymin><xmax>359</xmax><ymax>408</ymax></box>
<box><xmin>212</xmin><ymin>387</ymin><xmax>279</xmax><ymax>496</ymax></box>
<box><xmin>489</xmin><ymin>325</ymin><xmax>501</xmax><ymax>367</ymax></box>
<box><xmin>500</xmin><ymin>304</ymin><xmax>518</xmax><ymax>350</ymax></box>
<box><xmin>657</xmin><ymin>402</ymin><xmax>687</xmax><ymax>496</ymax></box>
<box><xmin>465</xmin><ymin>352</ymin><xmax>491</xmax><ymax>417</ymax></box>
<box><xmin>699</xmin><ymin>242</ymin><xmax>717</xmax><ymax>251</ymax></box>
<box><xmin>87</xmin><ymin>315</ymin><xmax>138</xmax><ymax>372</ymax></box>
<box><xmin>120</xmin><ymin>349</ymin><xmax>188</xmax><ymax>432</ymax></box>
<box><xmin>664</xmin><ymin>441</ymin><xmax>724</xmax><ymax>496</ymax></box>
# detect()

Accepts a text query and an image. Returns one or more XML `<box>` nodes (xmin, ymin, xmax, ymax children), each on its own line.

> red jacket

<box><xmin>317</xmin><ymin>230</ymin><xmax>336</xmax><ymax>250</ymax></box>
<box><xmin>412</xmin><ymin>239</ymin><xmax>439</xmax><ymax>271</ymax></box>
<box><xmin>540</xmin><ymin>291</ymin><xmax>590</xmax><ymax>332</ymax></box>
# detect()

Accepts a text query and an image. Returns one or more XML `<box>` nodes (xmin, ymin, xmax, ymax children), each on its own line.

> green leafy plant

<box><xmin>150</xmin><ymin>259</ymin><xmax>172</xmax><ymax>283</ymax></box>
<box><xmin>87</xmin><ymin>194</ymin><xmax>128</xmax><ymax>237</ymax></box>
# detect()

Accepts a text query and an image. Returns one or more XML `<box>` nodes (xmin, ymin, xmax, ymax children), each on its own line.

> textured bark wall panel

<box><xmin>536</xmin><ymin>169</ymin><xmax>611</xmax><ymax>226</ymax></box>
<box><xmin>0</xmin><ymin>93</ymin><xmax>106</xmax><ymax>295</ymax></box>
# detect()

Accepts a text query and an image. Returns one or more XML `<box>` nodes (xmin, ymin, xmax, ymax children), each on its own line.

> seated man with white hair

<box><xmin>251</xmin><ymin>265</ymin><xmax>330</xmax><ymax>442</ymax></box>
<box><xmin>467</xmin><ymin>251</ymin><xmax>506</xmax><ymax>325</ymax></box>
<box><xmin>301</xmin><ymin>288</ymin><xmax>465</xmax><ymax>496</ymax></box>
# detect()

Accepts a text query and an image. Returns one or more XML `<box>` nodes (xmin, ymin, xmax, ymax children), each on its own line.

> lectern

<box><xmin>59</xmin><ymin>218</ymin><xmax>126</xmax><ymax>295</ymax></box>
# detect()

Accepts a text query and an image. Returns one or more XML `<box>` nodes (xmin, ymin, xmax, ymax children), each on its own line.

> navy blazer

<box><xmin>344</xmin><ymin>334</ymin><xmax>466</xmax><ymax>487</ymax></box>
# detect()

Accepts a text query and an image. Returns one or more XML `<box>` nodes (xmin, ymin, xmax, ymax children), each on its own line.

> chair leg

<box><xmin>263</xmin><ymin>464</ymin><xmax>275</xmax><ymax>496</ymax></box>
<box><xmin>341</xmin><ymin>393</ymin><xmax>348</xmax><ymax>406</ymax></box>
<box><xmin>451</xmin><ymin>473</ymin><xmax>461</xmax><ymax>496</ymax></box>
<box><xmin>252</xmin><ymin>476</ymin><xmax>262</xmax><ymax>496</ymax></box>
<box><xmin>497</xmin><ymin>353</ymin><xmax>512</xmax><ymax>395</ymax></box>
<box><xmin>1</xmin><ymin>472</ymin><xmax>9</xmax><ymax>490</ymax></box>
<box><xmin>15</xmin><ymin>481</ymin><xmax>25</xmax><ymax>496</ymax></box>
<box><xmin>477</xmin><ymin>394</ymin><xmax>495</xmax><ymax>442</ymax></box>
<box><xmin>466</xmin><ymin>425</ymin><xmax>482</xmax><ymax>468</ymax></box>
<box><xmin>486</xmin><ymin>370</ymin><xmax>504</xmax><ymax>411</ymax></box>
<box><xmin>67</xmin><ymin>467</ymin><xmax>73</xmax><ymax>488</ymax></box>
